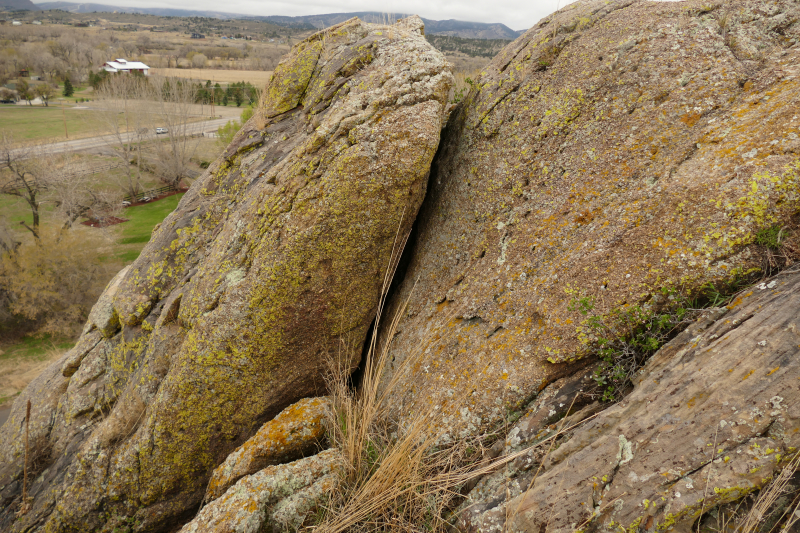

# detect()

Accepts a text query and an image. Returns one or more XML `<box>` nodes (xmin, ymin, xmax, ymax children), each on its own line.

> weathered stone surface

<box><xmin>379</xmin><ymin>0</ymin><xmax>800</xmax><ymax>439</ymax></box>
<box><xmin>85</xmin><ymin>265</ymin><xmax>129</xmax><ymax>338</ymax></box>
<box><xmin>458</xmin><ymin>270</ymin><xmax>800</xmax><ymax>532</ymax></box>
<box><xmin>205</xmin><ymin>396</ymin><xmax>329</xmax><ymax>502</ymax></box>
<box><xmin>0</xmin><ymin>16</ymin><xmax>451</xmax><ymax>532</ymax></box>
<box><xmin>0</xmin><ymin>350</ymin><xmax>70</xmax><ymax>512</ymax></box>
<box><xmin>181</xmin><ymin>449</ymin><xmax>341</xmax><ymax>533</ymax></box>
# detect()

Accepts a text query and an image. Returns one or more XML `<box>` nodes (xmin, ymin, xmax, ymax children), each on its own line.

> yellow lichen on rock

<box><xmin>0</xmin><ymin>15</ymin><xmax>452</xmax><ymax>533</ymax></box>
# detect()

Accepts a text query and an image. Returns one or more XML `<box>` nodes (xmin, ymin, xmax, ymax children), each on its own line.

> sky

<box><xmin>79</xmin><ymin>0</ymin><xmax>576</xmax><ymax>31</ymax></box>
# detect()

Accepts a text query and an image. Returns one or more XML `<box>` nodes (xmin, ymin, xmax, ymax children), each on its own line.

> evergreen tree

<box><xmin>63</xmin><ymin>77</ymin><xmax>74</xmax><ymax>97</ymax></box>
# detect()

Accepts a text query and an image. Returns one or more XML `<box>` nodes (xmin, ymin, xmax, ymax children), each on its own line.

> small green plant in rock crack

<box><xmin>452</xmin><ymin>77</ymin><xmax>474</xmax><ymax>104</ymax></box>
<box><xmin>754</xmin><ymin>224</ymin><xmax>785</xmax><ymax>250</ymax></box>
<box><xmin>568</xmin><ymin>288</ymin><xmax>701</xmax><ymax>402</ymax></box>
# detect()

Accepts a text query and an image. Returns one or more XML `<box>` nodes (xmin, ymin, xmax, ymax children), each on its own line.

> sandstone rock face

<box><xmin>459</xmin><ymin>269</ymin><xmax>800</xmax><ymax>532</ymax></box>
<box><xmin>0</xmin><ymin>16</ymin><xmax>451</xmax><ymax>531</ymax></box>
<box><xmin>205</xmin><ymin>396</ymin><xmax>329</xmax><ymax>502</ymax></box>
<box><xmin>181</xmin><ymin>449</ymin><xmax>342</xmax><ymax>533</ymax></box>
<box><xmin>379</xmin><ymin>0</ymin><xmax>800</xmax><ymax>439</ymax></box>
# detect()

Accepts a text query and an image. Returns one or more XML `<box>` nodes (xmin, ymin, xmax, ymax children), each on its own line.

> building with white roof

<box><xmin>101</xmin><ymin>59</ymin><xmax>150</xmax><ymax>76</ymax></box>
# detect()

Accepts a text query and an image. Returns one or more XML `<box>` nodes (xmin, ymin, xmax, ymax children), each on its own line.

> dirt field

<box><xmin>151</xmin><ymin>68</ymin><xmax>274</xmax><ymax>86</ymax></box>
<box><xmin>0</xmin><ymin>337</ymin><xmax>74</xmax><ymax>407</ymax></box>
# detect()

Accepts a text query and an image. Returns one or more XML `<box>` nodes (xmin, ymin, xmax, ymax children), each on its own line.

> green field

<box><xmin>0</xmin><ymin>104</ymin><xmax>108</xmax><ymax>143</ymax></box>
<box><xmin>115</xmin><ymin>193</ymin><xmax>184</xmax><ymax>262</ymax></box>
<box><xmin>0</xmin><ymin>334</ymin><xmax>74</xmax><ymax>362</ymax></box>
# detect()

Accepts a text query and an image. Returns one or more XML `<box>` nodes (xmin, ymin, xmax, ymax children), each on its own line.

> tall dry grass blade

<box><xmin>738</xmin><ymin>450</ymin><xmax>800</xmax><ymax>533</ymax></box>
<box><xmin>697</xmin><ymin>426</ymin><xmax>721</xmax><ymax>533</ymax></box>
<box><xmin>24</xmin><ymin>399</ymin><xmax>29</xmax><ymax>500</ymax></box>
<box><xmin>16</xmin><ymin>399</ymin><xmax>32</xmax><ymax>517</ymax></box>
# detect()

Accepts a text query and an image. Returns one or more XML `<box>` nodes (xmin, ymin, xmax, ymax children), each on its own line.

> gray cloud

<box><xmin>96</xmin><ymin>0</ymin><xmax>573</xmax><ymax>31</ymax></box>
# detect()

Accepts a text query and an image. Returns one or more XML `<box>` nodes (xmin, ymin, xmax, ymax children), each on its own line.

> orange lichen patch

<box><xmin>205</xmin><ymin>397</ymin><xmax>330</xmax><ymax>502</ymax></box>
<box><xmin>680</xmin><ymin>112</ymin><xmax>702</xmax><ymax>127</ymax></box>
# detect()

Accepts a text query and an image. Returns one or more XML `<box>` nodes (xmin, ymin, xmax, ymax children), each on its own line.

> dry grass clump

<box><xmin>696</xmin><ymin>450</ymin><xmax>800</xmax><ymax>533</ymax></box>
<box><xmin>313</xmin><ymin>233</ymin><xmax>497</xmax><ymax>533</ymax></box>
<box><xmin>312</xmin><ymin>229</ymin><xmax>605</xmax><ymax>532</ymax></box>
<box><xmin>735</xmin><ymin>451</ymin><xmax>800</xmax><ymax>533</ymax></box>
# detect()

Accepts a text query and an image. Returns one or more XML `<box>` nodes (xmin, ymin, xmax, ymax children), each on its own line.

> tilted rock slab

<box><xmin>182</xmin><ymin>449</ymin><xmax>342</xmax><ymax>533</ymax></box>
<box><xmin>379</xmin><ymin>0</ymin><xmax>800</xmax><ymax>439</ymax></box>
<box><xmin>459</xmin><ymin>270</ymin><xmax>800</xmax><ymax>532</ymax></box>
<box><xmin>0</xmin><ymin>15</ymin><xmax>451</xmax><ymax>531</ymax></box>
<box><xmin>205</xmin><ymin>396</ymin><xmax>329</xmax><ymax>503</ymax></box>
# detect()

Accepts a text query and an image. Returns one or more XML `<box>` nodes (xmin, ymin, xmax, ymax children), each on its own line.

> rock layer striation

<box><xmin>460</xmin><ymin>269</ymin><xmax>800</xmax><ymax>532</ymax></box>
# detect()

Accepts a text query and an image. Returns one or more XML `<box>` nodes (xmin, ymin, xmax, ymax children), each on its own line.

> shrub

<box><xmin>0</xmin><ymin>228</ymin><xmax>123</xmax><ymax>337</ymax></box>
<box><xmin>568</xmin><ymin>291</ymin><xmax>699</xmax><ymax>402</ymax></box>
<box><xmin>567</xmin><ymin>275</ymin><xmax>758</xmax><ymax>403</ymax></box>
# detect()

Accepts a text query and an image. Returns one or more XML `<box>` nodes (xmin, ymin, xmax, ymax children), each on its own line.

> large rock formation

<box><xmin>378</xmin><ymin>0</ymin><xmax>800</xmax><ymax>440</ymax></box>
<box><xmin>460</xmin><ymin>269</ymin><xmax>800</xmax><ymax>532</ymax></box>
<box><xmin>0</xmin><ymin>15</ymin><xmax>452</xmax><ymax>531</ymax></box>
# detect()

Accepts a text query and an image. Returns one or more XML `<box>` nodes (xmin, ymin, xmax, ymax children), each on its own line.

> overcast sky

<box><xmin>87</xmin><ymin>0</ymin><xmax>576</xmax><ymax>31</ymax></box>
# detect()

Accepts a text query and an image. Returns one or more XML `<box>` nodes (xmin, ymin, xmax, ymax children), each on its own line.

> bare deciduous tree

<box><xmin>49</xmin><ymin>158</ymin><xmax>123</xmax><ymax>229</ymax></box>
<box><xmin>147</xmin><ymin>76</ymin><xmax>200</xmax><ymax>188</ymax></box>
<box><xmin>0</xmin><ymin>217</ymin><xmax>20</xmax><ymax>254</ymax></box>
<box><xmin>0</xmin><ymin>133</ymin><xmax>52</xmax><ymax>240</ymax></box>
<box><xmin>93</xmin><ymin>73</ymin><xmax>149</xmax><ymax>199</ymax></box>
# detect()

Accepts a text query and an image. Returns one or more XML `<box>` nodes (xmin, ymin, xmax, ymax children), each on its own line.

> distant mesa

<box><xmin>31</xmin><ymin>2</ymin><xmax>524</xmax><ymax>39</ymax></box>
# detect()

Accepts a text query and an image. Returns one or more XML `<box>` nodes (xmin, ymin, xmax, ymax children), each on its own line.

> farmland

<box><xmin>150</xmin><ymin>68</ymin><xmax>274</xmax><ymax>86</ymax></box>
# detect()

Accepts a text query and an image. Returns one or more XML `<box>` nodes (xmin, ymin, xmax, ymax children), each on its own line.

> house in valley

<box><xmin>101</xmin><ymin>58</ymin><xmax>150</xmax><ymax>76</ymax></box>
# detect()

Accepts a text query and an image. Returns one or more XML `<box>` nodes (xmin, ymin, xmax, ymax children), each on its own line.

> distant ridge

<box><xmin>1</xmin><ymin>0</ymin><xmax>37</xmax><ymax>10</ymax></box>
<box><xmin>31</xmin><ymin>2</ymin><xmax>524</xmax><ymax>39</ymax></box>
<box><xmin>258</xmin><ymin>12</ymin><xmax>523</xmax><ymax>40</ymax></box>
<box><xmin>33</xmin><ymin>1</ymin><xmax>250</xmax><ymax>19</ymax></box>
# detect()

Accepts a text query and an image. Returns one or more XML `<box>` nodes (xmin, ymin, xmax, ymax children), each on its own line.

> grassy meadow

<box><xmin>115</xmin><ymin>193</ymin><xmax>184</xmax><ymax>262</ymax></box>
<box><xmin>0</xmin><ymin>104</ymin><xmax>112</xmax><ymax>143</ymax></box>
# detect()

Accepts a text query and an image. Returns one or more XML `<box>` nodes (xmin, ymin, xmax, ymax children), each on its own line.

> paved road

<box><xmin>9</xmin><ymin>117</ymin><xmax>230</xmax><ymax>158</ymax></box>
